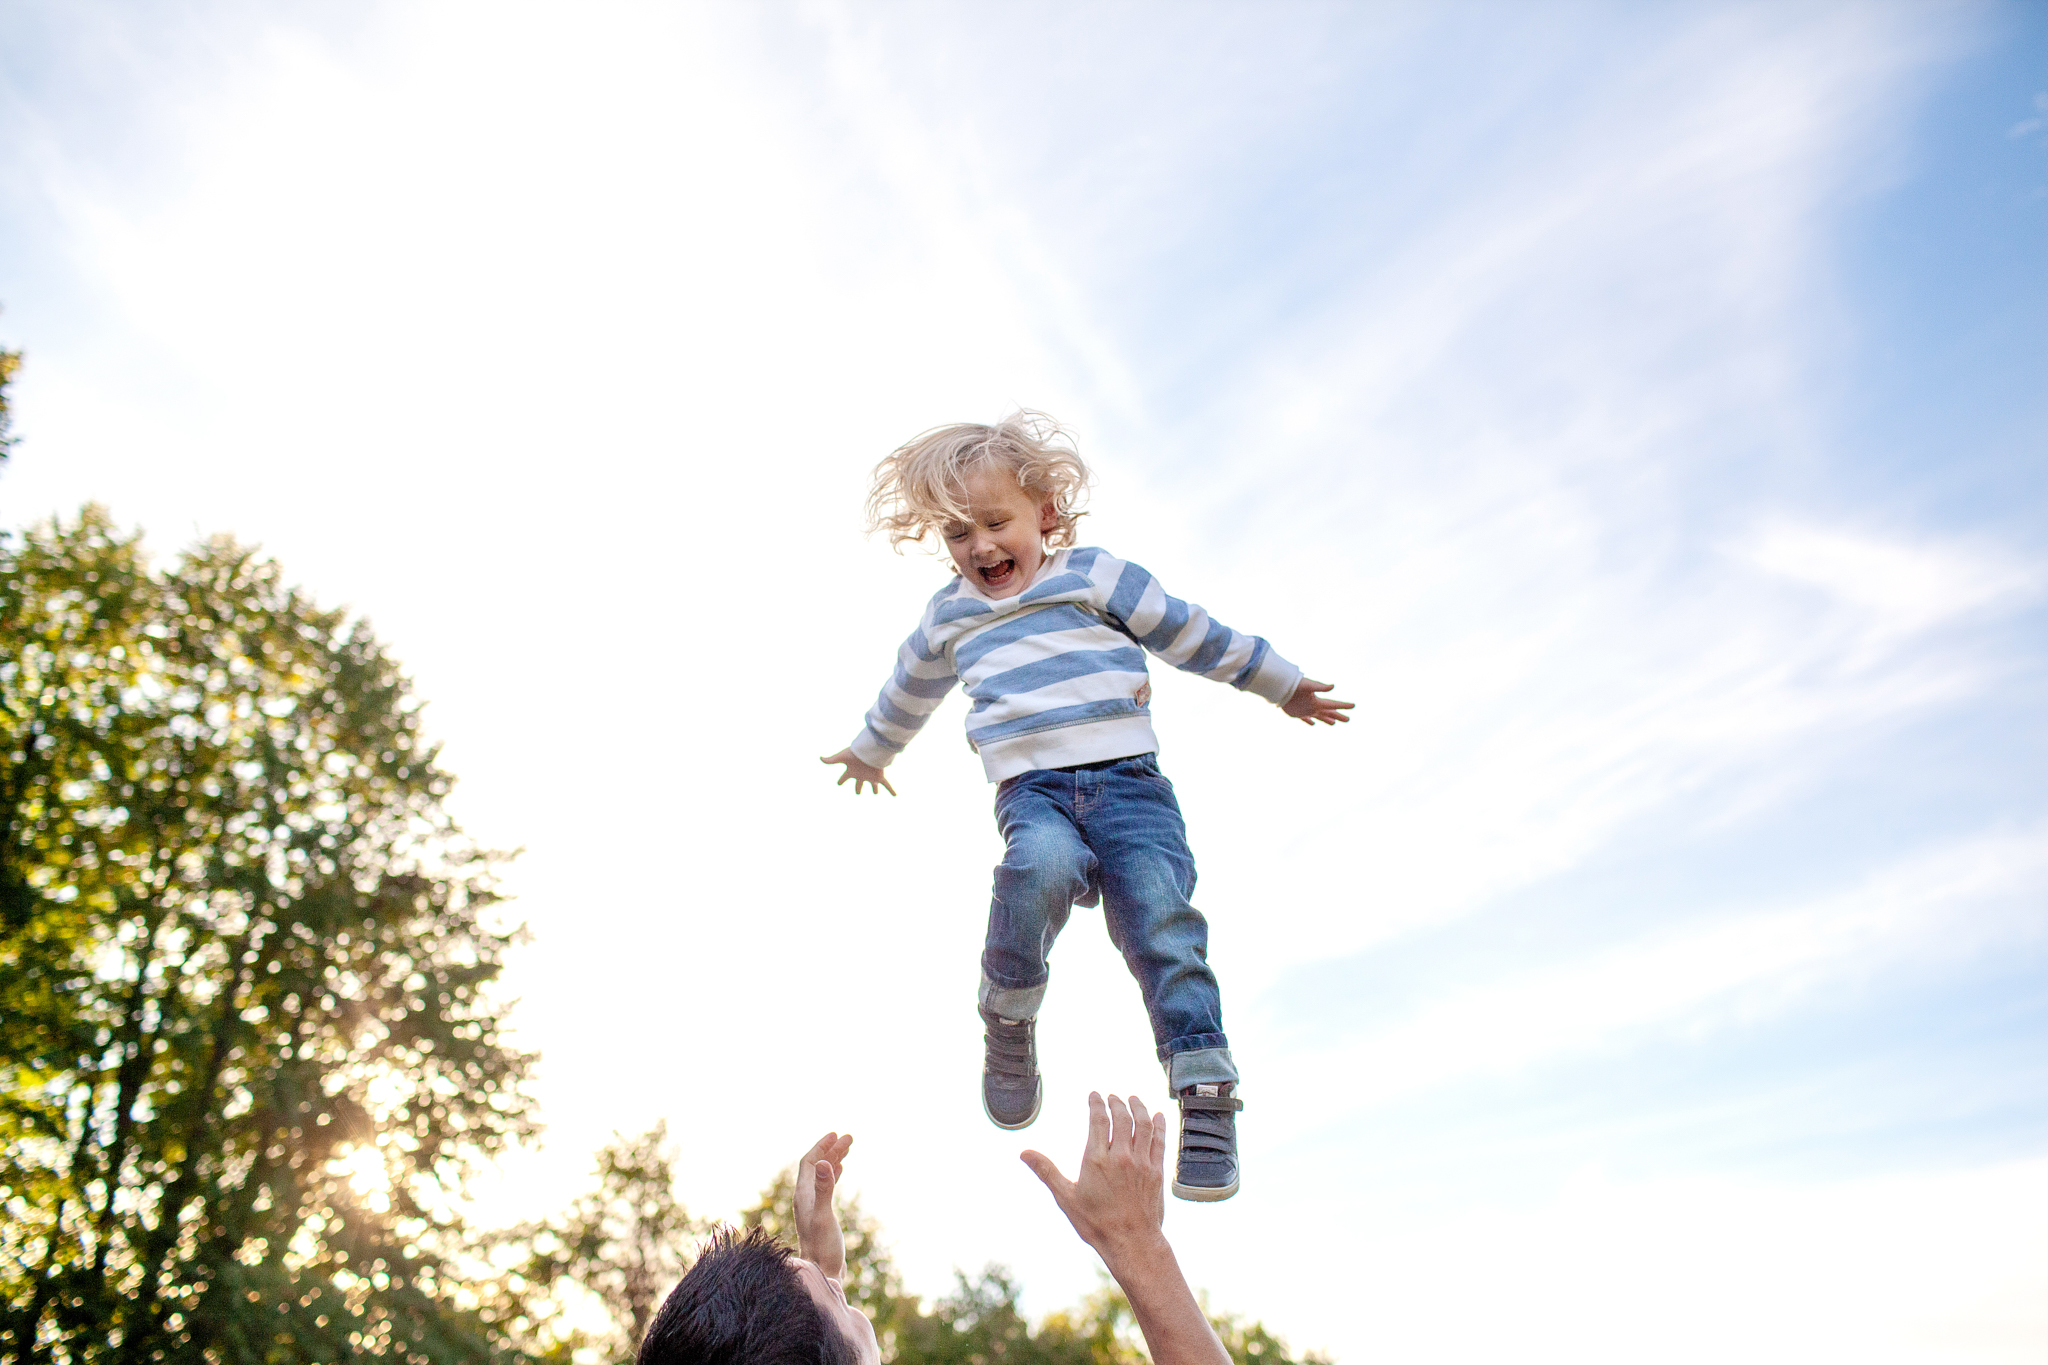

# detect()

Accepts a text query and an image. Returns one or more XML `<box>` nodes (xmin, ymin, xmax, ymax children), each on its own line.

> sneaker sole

<box><xmin>983</xmin><ymin>1080</ymin><xmax>1042</xmax><ymax>1131</ymax></box>
<box><xmin>1171</xmin><ymin>1177</ymin><xmax>1240</xmax><ymax>1202</ymax></box>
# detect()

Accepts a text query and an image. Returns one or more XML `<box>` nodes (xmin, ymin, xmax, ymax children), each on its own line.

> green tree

<box><xmin>886</xmin><ymin>1271</ymin><xmax>1330</xmax><ymax>1365</ymax></box>
<box><xmin>504</xmin><ymin>1124</ymin><xmax>701</xmax><ymax>1363</ymax></box>
<box><xmin>1200</xmin><ymin>1303</ymin><xmax>1331</xmax><ymax>1365</ymax></box>
<box><xmin>0</xmin><ymin>322</ymin><xmax>19</xmax><ymax>466</ymax></box>
<box><xmin>0</xmin><ymin>507</ymin><xmax>536</xmax><ymax>1364</ymax></box>
<box><xmin>1032</xmin><ymin>1282</ymin><xmax>1145</xmax><ymax>1365</ymax></box>
<box><xmin>887</xmin><ymin>1265</ymin><xmax>1093</xmax><ymax>1365</ymax></box>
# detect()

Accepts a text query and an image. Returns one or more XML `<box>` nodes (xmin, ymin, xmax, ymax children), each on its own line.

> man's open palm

<box><xmin>1020</xmin><ymin>1093</ymin><xmax>1165</xmax><ymax>1261</ymax></box>
<box><xmin>794</xmin><ymin>1131</ymin><xmax>854</xmax><ymax>1278</ymax></box>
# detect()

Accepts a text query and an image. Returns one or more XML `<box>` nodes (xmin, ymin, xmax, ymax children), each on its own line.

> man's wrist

<box><xmin>1093</xmin><ymin>1226</ymin><xmax>1175</xmax><ymax>1280</ymax></box>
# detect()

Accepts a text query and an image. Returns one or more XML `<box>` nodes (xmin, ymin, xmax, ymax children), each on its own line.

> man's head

<box><xmin>638</xmin><ymin>1227</ymin><xmax>878</xmax><ymax>1365</ymax></box>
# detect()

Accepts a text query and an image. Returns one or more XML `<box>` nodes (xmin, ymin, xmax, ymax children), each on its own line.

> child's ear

<box><xmin>1038</xmin><ymin>499</ymin><xmax>1059</xmax><ymax>535</ymax></box>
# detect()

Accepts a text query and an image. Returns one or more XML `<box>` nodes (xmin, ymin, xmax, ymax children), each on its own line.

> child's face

<box><xmin>943</xmin><ymin>464</ymin><xmax>1058</xmax><ymax>598</ymax></box>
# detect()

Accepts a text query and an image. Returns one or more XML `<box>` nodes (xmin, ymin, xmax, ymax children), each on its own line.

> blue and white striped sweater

<box><xmin>851</xmin><ymin>546</ymin><xmax>1303</xmax><ymax>782</ymax></box>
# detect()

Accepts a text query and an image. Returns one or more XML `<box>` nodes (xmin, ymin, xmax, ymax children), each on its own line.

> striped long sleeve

<box><xmin>847</xmin><ymin>618</ymin><xmax>960</xmax><ymax>769</ymax></box>
<box><xmin>848</xmin><ymin>547</ymin><xmax>1302</xmax><ymax>783</ymax></box>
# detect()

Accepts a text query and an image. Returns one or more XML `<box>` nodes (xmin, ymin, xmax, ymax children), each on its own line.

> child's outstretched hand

<box><xmin>1282</xmin><ymin>678</ymin><xmax>1353</xmax><ymax>726</ymax></box>
<box><xmin>821</xmin><ymin>749</ymin><xmax>897</xmax><ymax>795</ymax></box>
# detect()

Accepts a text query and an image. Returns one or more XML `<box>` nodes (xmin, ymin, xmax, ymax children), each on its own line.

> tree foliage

<box><xmin>0</xmin><ymin>323</ymin><xmax>18</xmax><ymax>466</ymax></box>
<box><xmin>0</xmin><ymin>507</ymin><xmax>536</xmax><ymax>1364</ymax></box>
<box><xmin>885</xmin><ymin>1269</ymin><xmax>1328</xmax><ymax>1365</ymax></box>
<box><xmin>500</xmin><ymin>1124</ymin><xmax>702</xmax><ymax>1364</ymax></box>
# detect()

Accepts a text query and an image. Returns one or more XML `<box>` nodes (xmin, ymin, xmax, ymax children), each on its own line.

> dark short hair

<box><xmin>638</xmin><ymin>1226</ymin><xmax>860</xmax><ymax>1365</ymax></box>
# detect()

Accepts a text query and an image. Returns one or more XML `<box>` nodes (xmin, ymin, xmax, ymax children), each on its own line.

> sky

<box><xmin>2</xmin><ymin>1</ymin><xmax>2045</xmax><ymax>1361</ymax></box>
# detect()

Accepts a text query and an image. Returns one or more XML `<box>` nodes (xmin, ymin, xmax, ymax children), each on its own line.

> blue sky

<box><xmin>3</xmin><ymin>3</ymin><xmax>2044</xmax><ymax>1361</ymax></box>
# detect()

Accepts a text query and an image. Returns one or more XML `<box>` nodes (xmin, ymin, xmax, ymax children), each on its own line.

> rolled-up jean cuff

<box><xmin>1162</xmin><ymin>1045</ymin><xmax>1238</xmax><ymax>1090</ymax></box>
<box><xmin>979</xmin><ymin>975</ymin><xmax>1047</xmax><ymax>1021</ymax></box>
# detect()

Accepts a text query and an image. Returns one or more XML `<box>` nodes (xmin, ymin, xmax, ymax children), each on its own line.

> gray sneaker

<box><xmin>979</xmin><ymin>1008</ymin><xmax>1042</xmax><ymax>1130</ymax></box>
<box><xmin>1172</xmin><ymin>1085</ymin><xmax>1242</xmax><ymax>1201</ymax></box>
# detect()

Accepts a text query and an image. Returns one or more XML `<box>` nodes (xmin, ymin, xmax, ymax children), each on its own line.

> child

<box><xmin>821</xmin><ymin>412</ymin><xmax>1349</xmax><ymax>1202</ymax></box>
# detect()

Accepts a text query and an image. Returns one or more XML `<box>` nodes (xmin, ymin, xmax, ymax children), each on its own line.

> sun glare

<box><xmin>331</xmin><ymin>1143</ymin><xmax>393</xmax><ymax>1214</ymax></box>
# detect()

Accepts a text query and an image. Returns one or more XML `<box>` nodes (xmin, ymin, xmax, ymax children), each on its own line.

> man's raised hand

<box><xmin>1281</xmin><ymin>677</ymin><xmax>1353</xmax><ymax>727</ymax></box>
<box><xmin>820</xmin><ymin>749</ymin><xmax>897</xmax><ymax>796</ymax></box>
<box><xmin>793</xmin><ymin>1131</ymin><xmax>854</xmax><ymax>1279</ymax></box>
<box><xmin>1020</xmin><ymin>1092</ymin><xmax>1166</xmax><ymax>1264</ymax></box>
<box><xmin>1022</xmin><ymin>1094</ymin><xmax>1229</xmax><ymax>1365</ymax></box>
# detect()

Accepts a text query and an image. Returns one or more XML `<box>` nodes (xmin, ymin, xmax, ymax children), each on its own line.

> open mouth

<box><xmin>977</xmin><ymin>559</ymin><xmax>1016</xmax><ymax>589</ymax></box>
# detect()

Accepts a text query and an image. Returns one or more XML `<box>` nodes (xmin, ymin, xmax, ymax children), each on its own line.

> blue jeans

<box><xmin>977</xmin><ymin>753</ymin><xmax>1239</xmax><ymax>1090</ymax></box>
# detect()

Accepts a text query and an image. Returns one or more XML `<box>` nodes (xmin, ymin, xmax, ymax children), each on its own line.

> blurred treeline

<box><xmin>0</xmin><ymin>353</ymin><xmax>1321</xmax><ymax>1365</ymax></box>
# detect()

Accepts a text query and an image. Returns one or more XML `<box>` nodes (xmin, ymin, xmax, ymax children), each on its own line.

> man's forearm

<box><xmin>1100</xmin><ymin>1232</ymin><xmax>1231</xmax><ymax>1365</ymax></box>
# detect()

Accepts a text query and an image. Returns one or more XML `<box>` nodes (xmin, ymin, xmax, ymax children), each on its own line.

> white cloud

<box><xmin>1738</xmin><ymin>521</ymin><xmax>2042</xmax><ymax>639</ymax></box>
<box><xmin>1269</xmin><ymin>823</ymin><xmax>2047</xmax><ymax>1120</ymax></box>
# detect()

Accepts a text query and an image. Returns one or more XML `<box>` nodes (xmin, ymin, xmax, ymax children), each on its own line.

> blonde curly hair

<box><xmin>865</xmin><ymin>410</ymin><xmax>1093</xmax><ymax>552</ymax></box>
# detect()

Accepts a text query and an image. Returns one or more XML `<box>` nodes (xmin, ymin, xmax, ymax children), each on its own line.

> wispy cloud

<box><xmin>1737</xmin><ymin>521</ymin><xmax>2042</xmax><ymax>639</ymax></box>
<box><xmin>1272</xmin><ymin>822</ymin><xmax>2046</xmax><ymax>1117</ymax></box>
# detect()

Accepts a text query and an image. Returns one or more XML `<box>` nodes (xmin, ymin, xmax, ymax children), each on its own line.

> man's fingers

<box><xmin>1085</xmin><ymin>1091</ymin><xmax>1111</xmax><ymax>1157</ymax></box>
<box><xmin>1019</xmin><ymin>1150</ymin><xmax>1074</xmax><ymax>1204</ymax></box>
<box><xmin>1105</xmin><ymin>1093</ymin><xmax>1133</xmax><ymax>1152</ymax></box>
<box><xmin>1127</xmin><ymin>1096</ymin><xmax>1153</xmax><ymax>1159</ymax></box>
